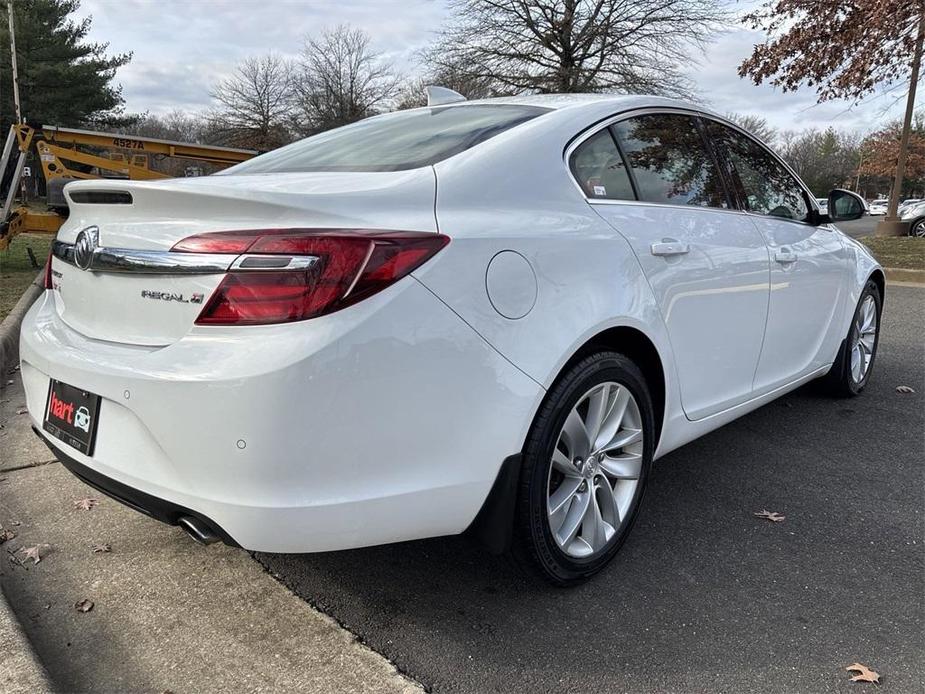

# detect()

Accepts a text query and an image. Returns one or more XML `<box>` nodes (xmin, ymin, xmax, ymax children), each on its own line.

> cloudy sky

<box><xmin>72</xmin><ymin>0</ymin><xmax>909</xmax><ymax>135</ymax></box>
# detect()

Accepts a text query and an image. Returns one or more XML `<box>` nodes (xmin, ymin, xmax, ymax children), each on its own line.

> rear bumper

<box><xmin>34</xmin><ymin>426</ymin><xmax>239</xmax><ymax>547</ymax></box>
<box><xmin>20</xmin><ymin>280</ymin><xmax>542</xmax><ymax>552</ymax></box>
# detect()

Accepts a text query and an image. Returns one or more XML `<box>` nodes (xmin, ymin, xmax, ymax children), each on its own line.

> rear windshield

<box><xmin>222</xmin><ymin>104</ymin><xmax>550</xmax><ymax>174</ymax></box>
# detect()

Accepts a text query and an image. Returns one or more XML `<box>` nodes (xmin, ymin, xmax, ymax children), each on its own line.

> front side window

<box><xmin>223</xmin><ymin>104</ymin><xmax>550</xmax><ymax>174</ymax></box>
<box><xmin>611</xmin><ymin>114</ymin><xmax>727</xmax><ymax>209</ymax></box>
<box><xmin>569</xmin><ymin>129</ymin><xmax>634</xmax><ymax>200</ymax></box>
<box><xmin>706</xmin><ymin>121</ymin><xmax>810</xmax><ymax>222</ymax></box>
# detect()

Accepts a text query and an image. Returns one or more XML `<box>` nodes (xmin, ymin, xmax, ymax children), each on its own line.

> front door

<box><xmin>574</xmin><ymin>112</ymin><xmax>770</xmax><ymax>420</ymax></box>
<box><xmin>705</xmin><ymin>120</ymin><xmax>848</xmax><ymax>393</ymax></box>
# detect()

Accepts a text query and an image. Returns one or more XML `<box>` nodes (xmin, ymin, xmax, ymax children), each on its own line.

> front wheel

<box><xmin>824</xmin><ymin>280</ymin><xmax>882</xmax><ymax>397</ymax></box>
<box><xmin>911</xmin><ymin>218</ymin><xmax>925</xmax><ymax>238</ymax></box>
<box><xmin>512</xmin><ymin>351</ymin><xmax>654</xmax><ymax>586</ymax></box>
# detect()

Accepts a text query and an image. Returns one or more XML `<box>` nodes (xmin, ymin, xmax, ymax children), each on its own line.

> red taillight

<box><xmin>173</xmin><ymin>230</ymin><xmax>449</xmax><ymax>326</ymax></box>
<box><xmin>43</xmin><ymin>251</ymin><xmax>54</xmax><ymax>289</ymax></box>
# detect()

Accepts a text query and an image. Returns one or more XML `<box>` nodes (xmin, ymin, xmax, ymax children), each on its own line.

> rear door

<box><xmin>704</xmin><ymin>119</ymin><xmax>848</xmax><ymax>392</ymax></box>
<box><xmin>577</xmin><ymin>112</ymin><xmax>770</xmax><ymax>420</ymax></box>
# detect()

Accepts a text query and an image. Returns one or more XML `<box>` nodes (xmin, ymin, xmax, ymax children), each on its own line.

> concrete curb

<box><xmin>0</xmin><ymin>272</ymin><xmax>43</xmax><ymax>375</ymax></box>
<box><xmin>0</xmin><ymin>585</ymin><xmax>54</xmax><ymax>693</ymax></box>
<box><xmin>884</xmin><ymin>267</ymin><xmax>925</xmax><ymax>285</ymax></box>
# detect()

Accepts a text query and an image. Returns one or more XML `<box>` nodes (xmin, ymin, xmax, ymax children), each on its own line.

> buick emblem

<box><xmin>73</xmin><ymin>226</ymin><xmax>99</xmax><ymax>271</ymax></box>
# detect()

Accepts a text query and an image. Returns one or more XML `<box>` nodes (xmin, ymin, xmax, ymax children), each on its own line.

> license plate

<box><xmin>43</xmin><ymin>380</ymin><xmax>102</xmax><ymax>456</ymax></box>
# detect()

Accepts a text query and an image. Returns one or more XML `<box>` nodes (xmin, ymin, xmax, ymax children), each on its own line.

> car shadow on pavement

<box><xmin>256</xmin><ymin>366</ymin><xmax>924</xmax><ymax>693</ymax></box>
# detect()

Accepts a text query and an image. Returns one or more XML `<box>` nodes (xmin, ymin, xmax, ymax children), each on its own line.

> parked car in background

<box><xmin>900</xmin><ymin>200</ymin><xmax>925</xmax><ymax>237</ymax></box>
<box><xmin>868</xmin><ymin>199</ymin><xmax>889</xmax><ymax>215</ymax></box>
<box><xmin>22</xmin><ymin>94</ymin><xmax>880</xmax><ymax>586</ymax></box>
<box><xmin>898</xmin><ymin>198</ymin><xmax>921</xmax><ymax>215</ymax></box>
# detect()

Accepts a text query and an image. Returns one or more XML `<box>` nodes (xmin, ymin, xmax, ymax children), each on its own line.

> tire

<box><xmin>512</xmin><ymin>351</ymin><xmax>654</xmax><ymax>586</ymax></box>
<box><xmin>911</xmin><ymin>218</ymin><xmax>925</xmax><ymax>238</ymax></box>
<box><xmin>823</xmin><ymin>280</ymin><xmax>882</xmax><ymax>397</ymax></box>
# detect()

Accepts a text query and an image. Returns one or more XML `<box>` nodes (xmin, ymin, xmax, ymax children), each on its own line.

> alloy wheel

<box><xmin>850</xmin><ymin>295</ymin><xmax>878</xmax><ymax>384</ymax></box>
<box><xmin>546</xmin><ymin>381</ymin><xmax>644</xmax><ymax>558</ymax></box>
<box><xmin>913</xmin><ymin>219</ymin><xmax>925</xmax><ymax>238</ymax></box>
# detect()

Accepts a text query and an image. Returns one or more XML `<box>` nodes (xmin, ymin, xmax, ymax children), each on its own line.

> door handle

<box><xmin>774</xmin><ymin>249</ymin><xmax>798</xmax><ymax>264</ymax></box>
<box><xmin>651</xmin><ymin>240</ymin><xmax>690</xmax><ymax>257</ymax></box>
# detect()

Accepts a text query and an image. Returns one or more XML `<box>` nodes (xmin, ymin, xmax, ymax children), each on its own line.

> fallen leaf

<box><xmin>10</xmin><ymin>520</ymin><xmax>20</xmax><ymax>526</ymax></box>
<box><xmin>74</xmin><ymin>599</ymin><xmax>94</xmax><ymax>613</ymax></box>
<box><xmin>5</xmin><ymin>379</ymin><xmax>13</xmax><ymax>386</ymax></box>
<box><xmin>15</xmin><ymin>408</ymin><xmax>27</xmax><ymax>415</ymax></box>
<box><xmin>0</xmin><ymin>529</ymin><xmax>16</xmax><ymax>544</ymax></box>
<box><xmin>73</xmin><ymin>498</ymin><xmax>99</xmax><ymax>511</ymax></box>
<box><xmin>754</xmin><ymin>509</ymin><xmax>786</xmax><ymax>522</ymax></box>
<box><xmin>7</xmin><ymin>365</ymin><xmax>20</xmax><ymax>374</ymax></box>
<box><xmin>19</xmin><ymin>544</ymin><xmax>49</xmax><ymax>565</ymax></box>
<box><xmin>895</xmin><ymin>385</ymin><xmax>915</xmax><ymax>394</ymax></box>
<box><xmin>846</xmin><ymin>662</ymin><xmax>880</xmax><ymax>684</ymax></box>
<box><xmin>91</xmin><ymin>543</ymin><xmax>111</xmax><ymax>554</ymax></box>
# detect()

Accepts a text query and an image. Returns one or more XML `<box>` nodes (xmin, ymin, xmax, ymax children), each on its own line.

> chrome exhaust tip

<box><xmin>177</xmin><ymin>515</ymin><xmax>220</xmax><ymax>545</ymax></box>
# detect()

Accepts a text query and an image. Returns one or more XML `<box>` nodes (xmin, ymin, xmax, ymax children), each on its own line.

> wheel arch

<box><xmin>869</xmin><ymin>268</ymin><xmax>885</xmax><ymax>302</ymax></box>
<box><xmin>558</xmin><ymin>325</ymin><xmax>667</xmax><ymax>448</ymax></box>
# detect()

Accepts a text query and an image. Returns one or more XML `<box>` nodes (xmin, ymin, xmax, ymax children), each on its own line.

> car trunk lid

<box><xmin>51</xmin><ymin>170</ymin><xmax>437</xmax><ymax>346</ymax></box>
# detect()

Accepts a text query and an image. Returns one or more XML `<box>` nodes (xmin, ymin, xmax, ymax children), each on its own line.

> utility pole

<box><xmin>7</xmin><ymin>0</ymin><xmax>21</xmax><ymax>124</ymax></box>
<box><xmin>877</xmin><ymin>9</ymin><xmax>924</xmax><ymax>236</ymax></box>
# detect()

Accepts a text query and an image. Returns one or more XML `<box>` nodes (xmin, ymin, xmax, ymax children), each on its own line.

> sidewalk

<box><xmin>0</xmin><ymin>374</ymin><xmax>421</xmax><ymax>693</ymax></box>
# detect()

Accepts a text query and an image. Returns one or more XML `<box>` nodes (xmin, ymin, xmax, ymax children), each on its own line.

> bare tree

<box><xmin>209</xmin><ymin>54</ymin><xmax>296</xmax><ymax>150</ymax></box>
<box><xmin>123</xmin><ymin>109</ymin><xmax>209</xmax><ymax>144</ymax></box>
<box><xmin>396</xmin><ymin>58</ymin><xmax>508</xmax><ymax>109</ymax></box>
<box><xmin>293</xmin><ymin>25</ymin><xmax>401</xmax><ymax>134</ymax></box>
<box><xmin>425</xmin><ymin>0</ymin><xmax>729</xmax><ymax>97</ymax></box>
<box><xmin>776</xmin><ymin>127</ymin><xmax>861</xmax><ymax>196</ymax></box>
<box><xmin>725</xmin><ymin>113</ymin><xmax>777</xmax><ymax>146</ymax></box>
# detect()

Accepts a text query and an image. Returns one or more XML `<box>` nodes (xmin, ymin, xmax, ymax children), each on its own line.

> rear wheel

<box><xmin>824</xmin><ymin>280</ymin><xmax>882</xmax><ymax>397</ymax></box>
<box><xmin>513</xmin><ymin>351</ymin><xmax>654</xmax><ymax>586</ymax></box>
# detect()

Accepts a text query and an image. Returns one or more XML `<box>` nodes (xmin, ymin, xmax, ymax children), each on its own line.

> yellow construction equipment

<box><xmin>0</xmin><ymin>123</ymin><xmax>257</xmax><ymax>250</ymax></box>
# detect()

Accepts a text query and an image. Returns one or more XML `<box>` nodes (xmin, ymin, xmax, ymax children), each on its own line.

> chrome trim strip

<box><xmin>92</xmin><ymin>248</ymin><xmax>239</xmax><ymax>274</ymax></box>
<box><xmin>229</xmin><ymin>254</ymin><xmax>319</xmax><ymax>271</ymax></box>
<box><xmin>52</xmin><ymin>241</ymin><xmax>318</xmax><ymax>275</ymax></box>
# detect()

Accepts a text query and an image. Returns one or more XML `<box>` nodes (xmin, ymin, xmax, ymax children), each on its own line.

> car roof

<box><xmin>455</xmin><ymin>93</ymin><xmax>717</xmax><ymax>116</ymax></box>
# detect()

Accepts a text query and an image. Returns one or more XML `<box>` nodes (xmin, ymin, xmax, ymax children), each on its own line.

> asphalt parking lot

<box><xmin>258</xmin><ymin>284</ymin><xmax>924</xmax><ymax>694</ymax></box>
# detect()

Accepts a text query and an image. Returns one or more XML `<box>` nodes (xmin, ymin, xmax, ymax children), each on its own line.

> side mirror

<box><xmin>826</xmin><ymin>189</ymin><xmax>866</xmax><ymax>223</ymax></box>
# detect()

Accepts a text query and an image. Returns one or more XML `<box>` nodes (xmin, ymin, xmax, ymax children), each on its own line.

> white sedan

<box><xmin>22</xmin><ymin>94</ymin><xmax>880</xmax><ymax>585</ymax></box>
<box><xmin>868</xmin><ymin>199</ymin><xmax>889</xmax><ymax>215</ymax></box>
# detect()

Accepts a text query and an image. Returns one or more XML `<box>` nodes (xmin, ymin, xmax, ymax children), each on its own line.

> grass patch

<box><xmin>0</xmin><ymin>233</ymin><xmax>52</xmax><ymax>320</ymax></box>
<box><xmin>859</xmin><ymin>235</ymin><xmax>925</xmax><ymax>271</ymax></box>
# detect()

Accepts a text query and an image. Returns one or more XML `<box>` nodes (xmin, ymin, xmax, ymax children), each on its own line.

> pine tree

<box><xmin>0</xmin><ymin>0</ymin><xmax>132</xmax><ymax>132</ymax></box>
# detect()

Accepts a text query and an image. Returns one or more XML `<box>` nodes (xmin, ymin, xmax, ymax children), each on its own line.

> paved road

<box><xmin>257</xmin><ymin>285</ymin><xmax>924</xmax><ymax>694</ymax></box>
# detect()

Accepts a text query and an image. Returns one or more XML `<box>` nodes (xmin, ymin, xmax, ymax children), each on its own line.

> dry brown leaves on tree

<box><xmin>754</xmin><ymin>510</ymin><xmax>786</xmax><ymax>522</ymax></box>
<box><xmin>739</xmin><ymin>0</ymin><xmax>924</xmax><ymax>102</ymax></box>
<box><xmin>846</xmin><ymin>662</ymin><xmax>881</xmax><ymax>684</ymax></box>
<box><xmin>73</xmin><ymin>498</ymin><xmax>99</xmax><ymax>511</ymax></box>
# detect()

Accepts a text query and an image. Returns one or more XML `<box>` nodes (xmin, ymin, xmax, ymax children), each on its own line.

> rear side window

<box><xmin>570</xmin><ymin>129</ymin><xmax>634</xmax><ymax>200</ymax></box>
<box><xmin>706</xmin><ymin>121</ymin><xmax>810</xmax><ymax>222</ymax></box>
<box><xmin>612</xmin><ymin>114</ymin><xmax>728</xmax><ymax>209</ymax></box>
<box><xmin>224</xmin><ymin>105</ymin><xmax>550</xmax><ymax>174</ymax></box>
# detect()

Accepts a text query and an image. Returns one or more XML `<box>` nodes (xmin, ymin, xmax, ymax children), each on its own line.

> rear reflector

<box><xmin>43</xmin><ymin>250</ymin><xmax>54</xmax><ymax>290</ymax></box>
<box><xmin>172</xmin><ymin>230</ymin><xmax>449</xmax><ymax>325</ymax></box>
